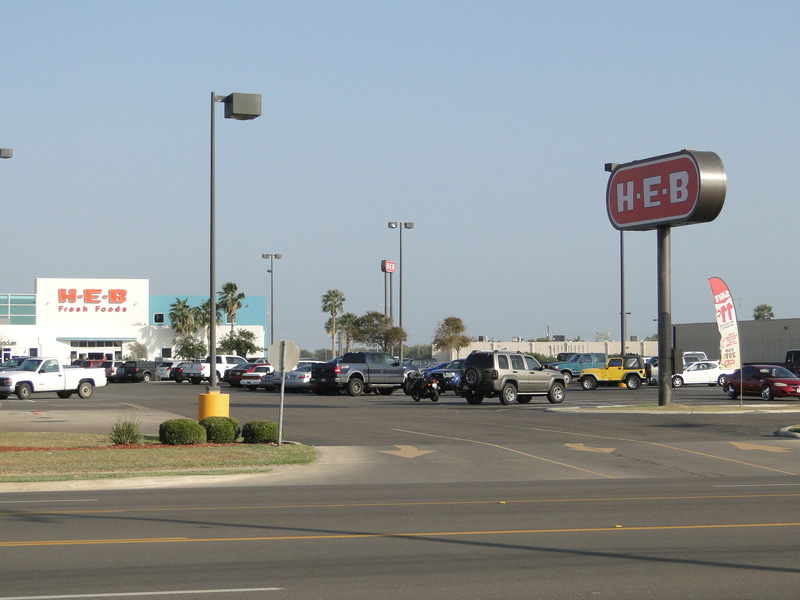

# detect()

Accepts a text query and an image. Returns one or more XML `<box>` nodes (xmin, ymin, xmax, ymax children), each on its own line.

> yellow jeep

<box><xmin>579</xmin><ymin>355</ymin><xmax>648</xmax><ymax>390</ymax></box>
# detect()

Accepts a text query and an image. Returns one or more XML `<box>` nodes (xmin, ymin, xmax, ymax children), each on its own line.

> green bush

<box><xmin>109</xmin><ymin>417</ymin><xmax>143</xmax><ymax>445</ymax></box>
<box><xmin>242</xmin><ymin>420</ymin><xmax>280</xmax><ymax>444</ymax></box>
<box><xmin>199</xmin><ymin>416</ymin><xmax>240</xmax><ymax>444</ymax></box>
<box><xmin>159</xmin><ymin>418</ymin><xmax>207</xmax><ymax>445</ymax></box>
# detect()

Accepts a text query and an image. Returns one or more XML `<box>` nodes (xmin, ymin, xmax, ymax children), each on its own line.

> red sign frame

<box><xmin>606</xmin><ymin>150</ymin><xmax>726</xmax><ymax>231</ymax></box>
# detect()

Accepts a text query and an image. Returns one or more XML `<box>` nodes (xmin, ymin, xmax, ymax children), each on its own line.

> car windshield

<box><xmin>765</xmin><ymin>366</ymin><xmax>795</xmax><ymax>378</ymax></box>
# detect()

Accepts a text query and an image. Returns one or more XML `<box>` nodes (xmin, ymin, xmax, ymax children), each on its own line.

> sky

<box><xmin>3</xmin><ymin>0</ymin><xmax>799</xmax><ymax>352</ymax></box>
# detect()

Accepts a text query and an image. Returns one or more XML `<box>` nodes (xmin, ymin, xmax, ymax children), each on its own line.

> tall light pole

<box><xmin>605</xmin><ymin>162</ymin><xmax>626</xmax><ymax>355</ymax></box>
<box><xmin>262</xmin><ymin>253</ymin><xmax>282</xmax><ymax>346</ymax></box>
<box><xmin>388</xmin><ymin>221</ymin><xmax>414</xmax><ymax>361</ymax></box>
<box><xmin>208</xmin><ymin>92</ymin><xmax>261</xmax><ymax>393</ymax></box>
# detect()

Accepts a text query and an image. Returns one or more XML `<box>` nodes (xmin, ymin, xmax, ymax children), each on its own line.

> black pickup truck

<box><xmin>310</xmin><ymin>351</ymin><xmax>410</xmax><ymax>396</ymax></box>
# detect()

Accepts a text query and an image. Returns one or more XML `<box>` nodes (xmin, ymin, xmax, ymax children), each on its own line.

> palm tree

<box><xmin>218</xmin><ymin>282</ymin><xmax>245</xmax><ymax>332</ymax></box>
<box><xmin>321</xmin><ymin>289</ymin><xmax>346</xmax><ymax>357</ymax></box>
<box><xmin>337</xmin><ymin>312</ymin><xmax>358</xmax><ymax>353</ymax></box>
<box><xmin>169</xmin><ymin>298</ymin><xmax>196</xmax><ymax>337</ymax></box>
<box><xmin>193</xmin><ymin>299</ymin><xmax>223</xmax><ymax>353</ymax></box>
<box><xmin>753</xmin><ymin>304</ymin><xmax>774</xmax><ymax>320</ymax></box>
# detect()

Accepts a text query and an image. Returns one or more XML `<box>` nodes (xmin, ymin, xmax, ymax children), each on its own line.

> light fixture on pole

<box><xmin>0</xmin><ymin>148</ymin><xmax>12</xmax><ymax>159</ymax></box>
<box><xmin>262</xmin><ymin>253</ymin><xmax>282</xmax><ymax>346</ymax></box>
<box><xmin>387</xmin><ymin>221</ymin><xmax>414</xmax><ymax>361</ymax></box>
<box><xmin>207</xmin><ymin>92</ymin><xmax>261</xmax><ymax>396</ymax></box>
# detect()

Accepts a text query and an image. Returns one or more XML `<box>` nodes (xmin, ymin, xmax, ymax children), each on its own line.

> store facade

<box><xmin>1</xmin><ymin>278</ymin><xmax>266</xmax><ymax>363</ymax></box>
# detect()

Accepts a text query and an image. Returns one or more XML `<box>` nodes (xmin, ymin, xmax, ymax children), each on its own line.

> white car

<box><xmin>672</xmin><ymin>361</ymin><xmax>734</xmax><ymax>387</ymax></box>
<box><xmin>241</xmin><ymin>365</ymin><xmax>274</xmax><ymax>390</ymax></box>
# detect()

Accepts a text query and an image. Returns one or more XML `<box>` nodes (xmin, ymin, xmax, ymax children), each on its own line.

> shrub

<box><xmin>159</xmin><ymin>418</ymin><xmax>207</xmax><ymax>445</ymax></box>
<box><xmin>109</xmin><ymin>416</ymin><xmax>143</xmax><ymax>445</ymax></box>
<box><xmin>199</xmin><ymin>416</ymin><xmax>240</xmax><ymax>444</ymax></box>
<box><xmin>242</xmin><ymin>420</ymin><xmax>280</xmax><ymax>444</ymax></box>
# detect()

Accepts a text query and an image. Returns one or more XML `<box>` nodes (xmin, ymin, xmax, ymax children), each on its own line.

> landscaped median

<box><xmin>0</xmin><ymin>417</ymin><xmax>317</xmax><ymax>483</ymax></box>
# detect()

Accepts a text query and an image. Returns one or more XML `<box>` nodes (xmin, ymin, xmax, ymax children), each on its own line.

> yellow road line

<box><xmin>3</xmin><ymin>491</ymin><xmax>800</xmax><ymax>518</ymax></box>
<box><xmin>3</xmin><ymin>522</ymin><xmax>800</xmax><ymax>547</ymax></box>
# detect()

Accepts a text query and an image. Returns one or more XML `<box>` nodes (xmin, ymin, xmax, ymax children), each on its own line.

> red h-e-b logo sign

<box><xmin>606</xmin><ymin>150</ymin><xmax>726</xmax><ymax>231</ymax></box>
<box><xmin>381</xmin><ymin>260</ymin><xmax>396</xmax><ymax>273</ymax></box>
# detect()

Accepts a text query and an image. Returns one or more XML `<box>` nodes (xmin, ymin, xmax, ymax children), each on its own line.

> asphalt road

<box><xmin>1</xmin><ymin>382</ymin><xmax>799</xmax><ymax>598</ymax></box>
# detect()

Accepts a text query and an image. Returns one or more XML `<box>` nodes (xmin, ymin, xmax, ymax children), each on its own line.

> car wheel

<box><xmin>761</xmin><ymin>385</ymin><xmax>774</xmax><ymax>401</ymax></box>
<box><xmin>347</xmin><ymin>378</ymin><xmax>364</xmax><ymax>397</ymax></box>
<box><xmin>0</xmin><ymin>394</ymin><xmax>8</xmax><ymax>400</ymax></box>
<box><xmin>548</xmin><ymin>382</ymin><xmax>565</xmax><ymax>404</ymax></box>
<box><xmin>726</xmin><ymin>384</ymin><xmax>739</xmax><ymax>400</ymax></box>
<box><xmin>412</xmin><ymin>392</ymin><xmax>420</xmax><ymax>401</ymax></box>
<box><xmin>378</xmin><ymin>388</ymin><xmax>394</xmax><ymax>396</ymax></box>
<box><xmin>717</xmin><ymin>375</ymin><xmax>726</xmax><ymax>386</ymax></box>
<box><xmin>77</xmin><ymin>382</ymin><xmax>94</xmax><ymax>399</ymax></box>
<box><xmin>561</xmin><ymin>371</ymin><xmax>572</xmax><ymax>385</ymax></box>
<box><xmin>580</xmin><ymin>377</ymin><xmax>597</xmax><ymax>391</ymax></box>
<box><xmin>517</xmin><ymin>396</ymin><xmax>532</xmax><ymax>404</ymax></box>
<box><xmin>142</xmin><ymin>373</ymin><xmax>152</xmax><ymax>382</ymax></box>
<box><xmin>465</xmin><ymin>392</ymin><xmax>484</xmax><ymax>405</ymax></box>
<box><xmin>464</xmin><ymin>368</ymin><xmax>482</xmax><ymax>386</ymax></box>
<box><xmin>499</xmin><ymin>383</ymin><xmax>518</xmax><ymax>405</ymax></box>
<box><xmin>625</xmin><ymin>375</ymin><xmax>640</xmax><ymax>390</ymax></box>
<box><xmin>16</xmin><ymin>383</ymin><xmax>32</xmax><ymax>400</ymax></box>
<box><xmin>57</xmin><ymin>391</ymin><xmax>72</xmax><ymax>399</ymax></box>
<box><xmin>430</xmin><ymin>388</ymin><xmax>439</xmax><ymax>402</ymax></box>
<box><xmin>190</xmin><ymin>378</ymin><xmax>202</xmax><ymax>385</ymax></box>
<box><xmin>672</xmin><ymin>376</ymin><xmax>683</xmax><ymax>388</ymax></box>
<box><xmin>175</xmin><ymin>377</ymin><xmax>183</xmax><ymax>383</ymax></box>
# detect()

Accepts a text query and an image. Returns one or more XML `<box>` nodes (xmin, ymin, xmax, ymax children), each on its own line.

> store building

<box><xmin>1</xmin><ymin>278</ymin><xmax>266</xmax><ymax>363</ymax></box>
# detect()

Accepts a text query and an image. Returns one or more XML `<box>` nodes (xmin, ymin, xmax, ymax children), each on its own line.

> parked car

<box><xmin>226</xmin><ymin>362</ymin><xmax>272</xmax><ymax>387</ymax></box>
<box><xmin>156</xmin><ymin>361</ymin><xmax>175</xmax><ymax>380</ymax></box>
<box><xmin>402</xmin><ymin>357</ymin><xmax>440</xmax><ymax>369</ymax></box>
<box><xmin>118</xmin><ymin>360</ymin><xmax>157</xmax><ymax>382</ymax></box>
<box><xmin>0</xmin><ymin>357</ymin><xmax>31</xmax><ymax>371</ymax></box>
<box><xmin>723</xmin><ymin>364</ymin><xmax>800</xmax><ymax>400</ymax></box>
<box><xmin>80</xmin><ymin>359</ymin><xmax>105</xmax><ymax>368</ymax></box>
<box><xmin>169</xmin><ymin>361</ymin><xmax>196</xmax><ymax>383</ymax></box>
<box><xmin>282</xmin><ymin>364</ymin><xmax>314</xmax><ymax>392</ymax></box>
<box><xmin>241</xmin><ymin>365</ymin><xmax>275</xmax><ymax>390</ymax></box>
<box><xmin>421</xmin><ymin>361</ymin><xmax>450</xmax><ymax>375</ymax></box>
<box><xmin>645</xmin><ymin>356</ymin><xmax>659</xmax><ymax>385</ymax></box>
<box><xmin>459</xmin><ymin>350</ymin><xmax>566</xmax><ymax>405</ymax></box>
<box><xmin>671</xmin><ymin>360</ymin><xmax>734</xmax><ymax>387</ymax></box>
<box><xmin>426</xmin><ymin>359</ymin><xmax>465</xmax><ymax>393</ymax></box>
<box><xmin>102</xmin><ymin>360</ymin><xmax>125</xmax><ymax>380</ymax></box>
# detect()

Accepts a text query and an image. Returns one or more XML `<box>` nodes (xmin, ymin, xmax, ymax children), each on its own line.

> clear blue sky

<box><xmin>3</xmin><ymin>1</ymin><xmax>798</xmax><ymax>352</ymax></box>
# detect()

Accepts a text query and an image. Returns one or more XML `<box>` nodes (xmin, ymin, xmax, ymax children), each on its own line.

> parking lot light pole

<box><xmin>387</xmin><ymin>221</ymin><xmax>414</xmax><ymax>361</ymax></box>
<box><xmin>205</xmin><ymin>92</ymin><xmax>261</xmax><ymax>405</ymax></box>
<box><xmin>262</xmin><ymin>253</ymin><xmax>282</xmax><ymax>345</ymax></box>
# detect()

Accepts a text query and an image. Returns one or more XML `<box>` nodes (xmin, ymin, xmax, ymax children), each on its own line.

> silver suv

<box><xmin>459</xmin><ymin>350</ymin><xmax>566</xmax><ymax>405</ymax></box>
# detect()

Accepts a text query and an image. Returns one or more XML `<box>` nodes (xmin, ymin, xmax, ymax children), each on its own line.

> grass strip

<box><xmin>0</xmin><ymin>432</ymin><xmax>317</xmax><ymax>482</ymax></box>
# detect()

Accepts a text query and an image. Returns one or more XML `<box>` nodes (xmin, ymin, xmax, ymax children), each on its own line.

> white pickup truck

<box><xmin>0</xmin><ymin>357</ymin><xmax>108</xmax><ymax>400</ymax></box>
<box><xmin>181</xmin><ymin>355</ymin><xmax>248</xmax><ymax>384</ymax></box>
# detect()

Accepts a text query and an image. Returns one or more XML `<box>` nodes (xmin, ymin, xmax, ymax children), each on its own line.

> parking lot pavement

<box><xmin>0</xmin><ymin>407</ymin><xmax>184</xmax><ymax>435</ymax></box>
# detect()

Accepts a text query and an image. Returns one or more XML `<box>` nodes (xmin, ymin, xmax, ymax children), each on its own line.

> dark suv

<box><xmin>119</xmin><ymin>360</ymin><xmax>157</xmax><ymax>382</ymax></box>
<box><xmin>459</xmin><ymin>350</ymin><xmax>566</xmax><ymax>405</ymax></box>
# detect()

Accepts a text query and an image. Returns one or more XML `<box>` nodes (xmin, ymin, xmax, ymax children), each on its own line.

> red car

<box><xmin>724</xmin><ymin>364</ymin><xmax>800</xmax><ymax>401</ymax></box>
<box><xmin>226</xmin><ymin>362</ymin><xmax>271</xmax><ymax>387</ymax></box>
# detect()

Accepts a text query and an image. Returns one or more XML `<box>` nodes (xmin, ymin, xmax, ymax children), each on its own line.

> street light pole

<box><xmin>207</xmin><ymin>92</ymin><xmax>261</xmax><ymax>393</ymax></box>
<box><xmin>262</xmin><ymin>253</ymin><xmax>282</xmax><ymax>345</ymax></box>
<box><xmin>388</xmin><ymin>221</ymin><xmax>414</xmax><ymax>361</ymax></box>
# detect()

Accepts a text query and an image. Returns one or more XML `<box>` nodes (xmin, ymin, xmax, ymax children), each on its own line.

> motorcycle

<box><xmin>406</xmin><ymin>370</ymin><xmax>440</xmax><ymax>402</ymax></box>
